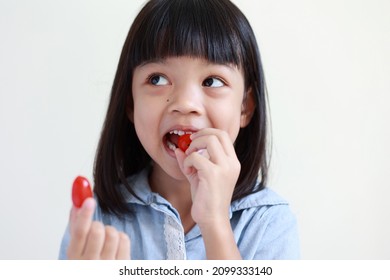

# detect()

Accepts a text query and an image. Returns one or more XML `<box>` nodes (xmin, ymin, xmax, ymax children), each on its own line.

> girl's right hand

<box><xmin>66</xmin><ymin>198</ymin><xmax>131</xmax><ymax>260</ymax></box>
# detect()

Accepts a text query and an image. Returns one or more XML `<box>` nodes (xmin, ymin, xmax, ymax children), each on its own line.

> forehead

<box><xmin>140</xmin><ymin>56</ymin><xmax>238</xmax><ymax>68</ymax></box>
<box><xmin>136</xmin><ymin>56</ymin><xmax>244</xmax><ymax>76</ymax></box>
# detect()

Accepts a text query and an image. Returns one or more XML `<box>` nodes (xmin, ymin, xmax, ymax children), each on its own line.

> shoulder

<box><xmin>230</xmin><ymin>187</ymin><xmax>300</xmax><ymax>259</ymax></box>
<box><xmin>231</xmin><ymin>187</ymin><xmax>296</xmax><ymax>227</ymax></box>
<box><xmin>231</xmin><ymin>187</ymin><xmax>289</xmax><ymax>212</ymax></box>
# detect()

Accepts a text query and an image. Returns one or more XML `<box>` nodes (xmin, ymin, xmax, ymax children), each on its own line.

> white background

<box><xmin>0</xmin><ymin>0</ymin><xmax>389</xmax><ymax>259</ymax></box>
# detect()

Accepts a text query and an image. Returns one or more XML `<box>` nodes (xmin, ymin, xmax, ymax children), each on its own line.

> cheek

<box><xmin>132</xmin><ymin>98</ymin><xmax>163</xmax><ymax>151</ymax></box>
<box><xmin>228</xmin><ymin>113</ymin><xmax>243</xmax><ymax>141</ymax></box>
<box><xmin>209</xmin><ymin>103</ymin><xmax>242</xmax><ymax>141</ymax></box>
<box><xmin>132</xmin><ymin>94</ymin><xmax>153</xmax><ymax>126</ymax></box>
<box><xmin>132</xmin><ymin>103</ymin><xmax>153</xmax><ymax>144</ymax></box>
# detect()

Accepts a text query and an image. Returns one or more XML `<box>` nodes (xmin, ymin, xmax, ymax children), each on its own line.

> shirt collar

<box><xmin>121</xmin><ymin>168</ymin><xmax>288</xmax><ymax>211</ymax></box>
<box><xmin>121</xmin><ymin>167</ymin><xmax>155</xmax><ymax>205</ymax></box>
<box><xmin>230</xmin><ymin>187</ymin><xmax>289</xmax><ymax>212</ymax></box>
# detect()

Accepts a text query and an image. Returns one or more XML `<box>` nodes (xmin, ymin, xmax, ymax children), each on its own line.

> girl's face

<box><xmin>130</xmin><ymin>56</ymin><xmax>253</xmax><ymax>180</ymax></box>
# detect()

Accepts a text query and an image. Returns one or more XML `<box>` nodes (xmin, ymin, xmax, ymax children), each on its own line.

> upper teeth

<box><xmin>169</xmin><ymin>130</ymin><xmax>193</xmax><ymax>136</ymax></box>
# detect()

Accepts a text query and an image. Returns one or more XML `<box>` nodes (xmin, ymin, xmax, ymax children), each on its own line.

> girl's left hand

<box><xmin>175</xmin><ymin>128</ymin><xmax>240</xmax><ymax>229</ymax></box>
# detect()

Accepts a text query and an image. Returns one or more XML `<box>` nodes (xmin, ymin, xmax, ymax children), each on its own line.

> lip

<box><xmin>162</xmin><ymin>125</ymin><xmax>199</xmax><ymax>157</ymax></box>
<box><xmin>163</xmin><ymin>125</ymin><xmax>199</xmax><ymax>136</ymax></box>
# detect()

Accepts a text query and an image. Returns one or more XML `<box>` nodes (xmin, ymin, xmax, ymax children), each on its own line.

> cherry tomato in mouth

<box><xmin>178</xmin><ymin>134</ymin><xmax>192</xmax><ymax>152</ymax></box>
<box><xmin>72</xmin><ymin>176</ymin><xmax>93</xmax><ymax>208</ymax></box>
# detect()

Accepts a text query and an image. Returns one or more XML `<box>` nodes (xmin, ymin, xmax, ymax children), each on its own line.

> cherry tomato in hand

<box><xmin>72</xmin><ymin>176</ymin><xmax>93</xmax><ymax>208</ymax></box>
<box><xmin>178</xmin><ymin>134</ymin><xmax>192</xmax><ymax>152</ymax></box>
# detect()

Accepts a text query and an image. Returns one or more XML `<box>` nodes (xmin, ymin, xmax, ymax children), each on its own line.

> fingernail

<box><xmin>83</xmin><ymin>198</ymin><xmax>95</xmax><ymax>209</ymax></box>
<box><xmin>197</xmin><ymin>149</ymin><xmax>210</xmax><ymax>159</ymax></box>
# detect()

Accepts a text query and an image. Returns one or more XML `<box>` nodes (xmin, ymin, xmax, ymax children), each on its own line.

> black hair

<box><xmin>94</xmin><ymin>0</ymin><xmax>269</xmax><ymax>216</ymax></box>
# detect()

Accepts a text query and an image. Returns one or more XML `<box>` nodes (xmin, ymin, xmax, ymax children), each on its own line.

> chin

<box><xmin>151</xmin><ymin>161</ymin><xmax>188</xmax><ymax>182</ymax></box>
<box><xmin>165</xmin><ymin>166</ymin><xmax>188</xmax><ymax>181</ymax></box>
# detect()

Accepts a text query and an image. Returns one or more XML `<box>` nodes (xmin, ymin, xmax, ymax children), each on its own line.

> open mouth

<box><xmin>164</xmin><ymin>130</ymin><xmax>193</xmax><ymax>151</ymax></box>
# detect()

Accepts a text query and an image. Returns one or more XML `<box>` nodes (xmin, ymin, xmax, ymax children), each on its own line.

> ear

<box><xmin>126</xmin><ymin>96</ymin><xmax>134</xmax><ymax>123</ymax></box>
<box><xmin>240</xmin><ymin>88</ymin><xmax>256</xmax><ymax>128</ymax></box>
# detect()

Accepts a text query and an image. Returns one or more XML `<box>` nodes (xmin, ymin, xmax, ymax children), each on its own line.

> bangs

<box><xmin>129</xmin><ymin>0</ymin><xmax>245</xmax><ymax>67</ymax></box>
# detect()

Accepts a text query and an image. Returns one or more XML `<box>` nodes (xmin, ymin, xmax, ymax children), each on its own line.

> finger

<box><xmin>175</xmin><ymin>147</ymin><xmax>186</xmax><ymax>170</ymax></box>
<box><xmin>69</xmin><ymin>206</ymin><xmax>77</xmax><ymax>233</ymax></box>
<box><xmin>67</xmin><ymin>198</ymin><xmax>96</xmax><ymax>259</ymax></box>
<box><xmin>195</xmin><ymin>149</ymin><xmax>210</xmax><ymax>159</ymax></box>
<box><xmin>100</xmin><ymin>226</ymin><xmax>120</xmax><ymax>260</ymax></box>
<box><xmin>83</xmin><ymin>221</ymin><xmax>105</xmax><ymax>259</ymax></box>
<box><xmin>190</xmin><ymin>128</ymin><xmax>236</xmax><ymax>158</ymax></box>
<box><xmin>175</xmin><ymin>147</ymin><xmax>194</xmax><ymax>175</ymax></box>
<box><xmin>116</xmin><ymin>232</ymin><xmax>131</xmax><ymax>260</ymax></box>
<box><xmin>187</xmin><ymin>134</ymin><xmax>226</xmax><ymax>165</ymax></box>
<box><xmin>184</xmin><ymin>151</ymin><xmax>214</xmax><ymax>174</ymax></box>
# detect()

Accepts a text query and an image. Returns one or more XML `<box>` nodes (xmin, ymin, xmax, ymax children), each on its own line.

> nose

<box><xmin>167</xmin><ymin>84</ymin><xmax>203</xmax><ymax>115</ymax></box>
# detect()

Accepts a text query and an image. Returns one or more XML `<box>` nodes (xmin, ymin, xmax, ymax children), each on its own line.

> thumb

<box><xmin>67</xmin><ymin>198</ymin><xmax>96</xmax><ymax>258</ymax></box>
<box><xmin>175</xmin><ymin>148</ymin><xmax>192</xmax><ymax>176</ymax></box>
<box><xmin>69</xmin><ymin>197</ymin><xmax>96</xmax><ymax>235</ymax></box>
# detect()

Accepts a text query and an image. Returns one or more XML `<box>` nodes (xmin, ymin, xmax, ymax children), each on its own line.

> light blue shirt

<box><xmin>59</xmin><ymin>168</ymin><xmax>300</xmax><ymax>259</ymax></box>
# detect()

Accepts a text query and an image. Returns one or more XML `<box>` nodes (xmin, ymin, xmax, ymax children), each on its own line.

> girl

<box><xmin>60</xmin><ymin>0</ymin><xmax>299</xmax><ymax>260</ymax></box>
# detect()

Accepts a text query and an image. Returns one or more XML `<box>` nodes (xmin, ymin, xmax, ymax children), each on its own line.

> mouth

<box><xmin>163</xmin><ymin>129</ymin><xmax>194</xmax><ymax>152</ymax></box>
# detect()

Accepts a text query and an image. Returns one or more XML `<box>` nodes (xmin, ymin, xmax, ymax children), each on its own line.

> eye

<box><xmin>148</xmin><ymin>74</ymin><xmax>169</xmax><ymax>86</ymax></box>
<box><xmin>202</xmin><ymin>77</ymin><xmax>225</xmax><ymax>88</ymax></box>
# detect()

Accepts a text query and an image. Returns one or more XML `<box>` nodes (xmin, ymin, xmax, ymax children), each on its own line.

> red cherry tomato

<box><xmin>72</xmin><ymin>176</ymin><xmax>93</xmax><ymax>208</ymax></box>
<box><xmin>178</xmin><ymin>134</ymin><xmax>192</xmax><ymax>152</ymax></box>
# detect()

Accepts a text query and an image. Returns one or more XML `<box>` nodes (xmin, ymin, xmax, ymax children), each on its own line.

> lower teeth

<box><xmin>167</xmin><ymin>140</ymin><xmax>177</xmax><ymax>151</ymax></box>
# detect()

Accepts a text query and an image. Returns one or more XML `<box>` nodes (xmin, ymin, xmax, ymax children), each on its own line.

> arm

<box><xmin>175</xmin><ymin>128</ymin><xmax>242</xmax><ymax>259</ymax></box>
<box><xmin>199</xmin><ymin>219</ymin><xmax>241</xmax><ymax>259</ymax></box>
